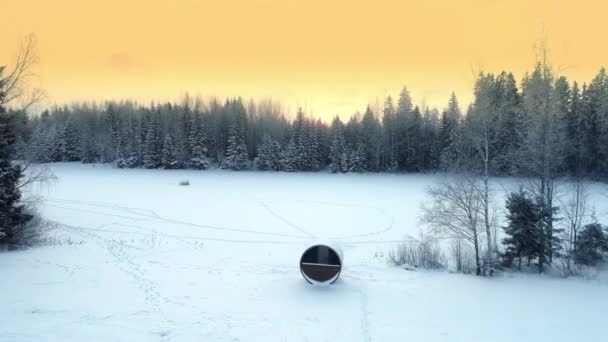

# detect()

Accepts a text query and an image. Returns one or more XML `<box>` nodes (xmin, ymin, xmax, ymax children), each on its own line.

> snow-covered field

<box><xmin>2</xmin><ymin>163</ymin><xmax>608</xmax><ymax>342</ymax></box>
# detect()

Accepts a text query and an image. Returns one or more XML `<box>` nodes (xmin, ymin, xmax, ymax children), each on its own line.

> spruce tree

<box><xmin>439</xmin><ymin>92</ymin><xmax>461</xmax><ymax>170</ymax></box>
<box><xmin>80</xmin><ymin>121</ymin><xmax>98</xmax><ymax>163</ymax></box>
<box><xmin>406</xmin><ymin>106</ymin><xmax>423</xmax><ymax>171</ymax></box>
<box><xmin>346</xmin><ymin>143</ymin><xmax>367</xmax><ymax>173</ymax></box>
<box><xmin>574</xmin><ymin>222</ymin><xmax>608</xmax><ymax>266</ymax></box>
<box><xmin>161</xmin><ymin>134</ymin><xmax>180</xmax><ymax>169</ymax></box>
<box><xmin>60</xmin><ymin>122</ymin><xmax>81</xmax><ymax>162</ymax></box>
<box><xmin>328</xmin><ymin>136</ymin><xmax>346</xmax><ymax>173</ymax></box>
<box><xmin>142</xmin><ymin>111</ymin><xmax>161</xmax><ymax>168</ymax></box>
<box><xmin>289</xmin><ymin>108</ymin><xmax>309</xmax><ymax>170</ymax></box>
<box><xmin>116</xmin><ymin>119</ymin><xmax>139</xmax><ymax>168</ymax></box>
<box><xmin>0</xmin><ymin>69</ymin><xmax>32</xmax><ymax>243</ymax></box>
<box><xmin>47</xmin><ymin>126</ymin><xmax>63</xmax><ymax>162</ymax></box>
<box><xmin>502</xmin><ymin>189</ymin><xmax>543</xmax><ymax>270</ymax></box>
<box><xmin>328</xmin><ymin>116</ymin><xmax>347</xmax><ymax>173</ymax></box>
<box><xmin>280</xmin><ymin>138</ymin><xmax>298</xmax><ymax>172</ymax></box>
<box><xmin>361</xmin><ymin>105</ymin><xmax>382</xmax><ymax>172</ymax></box>
<box><xmin>562</xmin><ymin>82</ymin><xmax>584</xmax><ymax>175</ymax></box>
<box><xmin>254</xmin><ymin>134</ymin><xmax>282</xmax><ymax>171</ymax></box>
<box><xmin>221</xmin><ymin>122</ymin><xmax>249</xmax><ymax>170</ymax></box>
<box><xmin>187</xmin><ymin>115</ymin><xmax>210</xmax><ymax>169</ymax></box>
<box><xmin>421</xmin><ymin>107</ymin><xmax>440</xmax><ymax>171</ymax></box>
<box><xmin>395</xmin><ymin>87</ymin><xmax>413</xmax><ymax>170</ymax></box>
<box><xmin>382</xmin><ymin>96</ymin><xmax>397</xmax><ymax>170</ymax></box>
<box><xmin>493</xmin><ymin>72</ymin><xmax>523</xmax><ymax>175</ymax></box>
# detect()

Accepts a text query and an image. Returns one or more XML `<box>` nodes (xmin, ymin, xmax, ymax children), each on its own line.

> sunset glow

<box><xmin>2</xmin><ymin>0</ymin><xmax>606</xmax><ymax>116</ymax></box>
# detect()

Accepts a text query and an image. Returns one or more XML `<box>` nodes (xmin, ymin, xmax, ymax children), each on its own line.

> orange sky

<box><xmin>1</xmin><ymin>0</ymin><xmax>606</xmax><ymax>117</ymax></box>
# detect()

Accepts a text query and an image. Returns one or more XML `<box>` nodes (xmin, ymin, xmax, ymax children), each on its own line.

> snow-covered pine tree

<box><xmin>187</xmin><ymin>115</ymin><xmax>210</xmax><ymax>169</ymax></box>
<box><xmin>80</xmin><ymin>120</ymin><xmax>98</xmax><ymax>163</ymax></box>
<box><xmin>290</xmin><ymin>108</ymin><xmax>309</xmax><ymax>170</ymax></box>
<box><xmin>382</xmin><ymin>96</ymin><xmax>398</xmax><ymax>170</ymax></box>
<box><xmin>115</xmin><ymin>119</ymin><xmax>139</xmax><ymax>168</ymax></box>
<box><xmin>221</xmin><ymin>122</ymin><xmax>249</xmax><ymax>170</ymax></box>
<box><xmin>347</xmin><ymin>143</ymin><xmax>367</xmax><ymax>173</ymax></box>
<box><xmin>395</xmin><ymin>87</ymin><xmax>414</xmax><ymax>170</ymax></box>
<box><xmin>492</xmin><ymin>72</ymin><xmax>524</xmax><ymax>175</ymax></box>
<box><xmin>361</xmin><ymin>105</ymin><xmax>382</xmax><ymax>172</ymax></box>
<box><xmin>161</xmin><ymin>134</ymin><xmax>180</xmax><ymax>169</ymax></box>
<box><xmin>190</xmin><ymin>144</ymin><xmax>210</xmax><ymax>170</ymax></box>
<box><xmin>254</xmin><ymin>134</ymin><xmax>282</xmax><ymax>170</ymax></box>
<box><xmin>142</xmin><ymin>111</ymin><xmax>161</xmax><ymax>169</ymax></box>
<box><xmin>580</xmin><ymin>68</ymin><xmax>608</xmax><ymax>177</ymax></box>
<box><xmin>329</xmin><ymin>139</ymin><xmax>344</xmax><ymax>173</ymax></box>
<box><xmin>314</xmin><ymin>118</ymin><xmax>330</xmax><ymax>167</ymax></box>
<box><xmin>47</xmin><ymin>125</ymin><xmax>63</xmax><ymax>162</ymax></box>
<box><xmin>307</xmin><ymin>120</ymin><xmax>322</xmax><ymax>170</ymax></box>
<box><xmin>105</xmin><ymin>103</ymin><xmax>121</xmax><ymax>163</ymax></box>
<box><xmin>439</xmin><ymin>92</ymin><xmax>461</xmax><ymax>170</ymax></box>
<box><xmin>329</xmin><ymin>116</ymin><xmax>347</xmax><ymax>173</ymax></box>
<box><xmin>59</xmin><ymin>122</ymin><xmax>81</xmax><ymax>162</ymax></box>
<box><xmin>421</xmin><ymin>107</ymin><xmax>441</xmax><ymax>171</ymax></box>
<box><xmin>574</xmin><ymin>222</ymin><xmax>608</xmax><ymax>266</ymax></box>
<box><xmin>0</xmin><ymin>67</ymin><xmax>32</xmax><ymax>243</ymax></box>
<box><xmin>280</xmin><ymin>138</ymin><xmax>298</xmax><ymax>172</ymax></box>
<box><xmin>561</xmin><ymin>81</ymin><xmax>584</xmax><ymax>176</ymax></box>
<box><xmin>502</xmin><ymin>188</ymin><xmax>543</xmax><ymax>270</ymax></box>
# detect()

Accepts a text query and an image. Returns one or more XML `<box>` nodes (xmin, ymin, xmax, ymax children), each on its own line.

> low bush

<box><xmin>388</xmin><ymin>233</ymin><xmax>445</xmax><ymax>270</ymax></box>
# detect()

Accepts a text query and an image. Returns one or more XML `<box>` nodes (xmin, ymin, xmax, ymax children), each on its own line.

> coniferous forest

<box><xmin>12</xmin><ymin>66</ymin><xmax>608</xmax><ymax>180</ymax></box>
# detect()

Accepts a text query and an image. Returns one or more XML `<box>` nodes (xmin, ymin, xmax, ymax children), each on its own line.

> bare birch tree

<box><xmin>422</xmin><ymin>175</ymin><xmax>484</xmax><ymax>275</ymax></box>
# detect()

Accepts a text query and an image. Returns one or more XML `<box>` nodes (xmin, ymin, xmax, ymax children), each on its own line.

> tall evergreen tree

<box><xmin>395</xmin><ymin>87</ymin><xmax>413</xmax><ymax>170</ymax></box>
<box><xmin>328</xmin><ymin>116</ymin><xmax>347</xmax><ymax>173</ymax></box>
<box><xmin>502</xmin><ymin>189</ymin><xmax>543</xmax><ymax>270</ymax></box>
<box><xmin>562</xmin><ymin>82</ymin><xmax>585</xmax><ymax>175</ymax></box>
<box><xmin>221</xmin><ymin>121</ymin><xmax>249</xmax><ymax>170</ymax></box>
<box><xmin>254</xmin><ymin>134</ymin><xmax>282</xmax><ymax>171</ymax></box>
<box><xmin>382</xmin><ymin>96</ymin><xmax>397</xmax><ymax>170</ymax></box>
<box><xmin>161</xmin><ymin>134</ymin><xmax>180</xmax><ymax>169</ymax></box>
<box><xmin>187</xmin><ymin>114</ymin><xmax>210</xmax><ymax>169</ymax></box>
<box><xmin>493</xmin><ymin>72</ymin><xmax>524</xmax><ymax>175</ymax></box>
<box><xmin>361</xmin><ymin>105</ymin><xmax>382</xmax><ymax>172</ymax></box>
<box><xmin>0</xmin><ymin>66</ymin><xmax>32</xmax><ymax>243</ymax></box>
<box><xmin>142</xmin><ymin>110</ymin><xmax>161</xmax><ymax>169</ymax></box>
<box><xmin>439</xmin><ymin>92</ymin><xmax>461</xmax><ymax>169</ymax></box>
<box><xmin>59</xmin><ymin>122</ymin><xmax>81</xmax><ymax>162</ymax></box>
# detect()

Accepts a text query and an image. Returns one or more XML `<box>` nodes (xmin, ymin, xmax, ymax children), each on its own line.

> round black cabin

<box><xmin>299</xmin><ymin>243</ymin><xmax>343</xmax><ymax>284</ymax></box>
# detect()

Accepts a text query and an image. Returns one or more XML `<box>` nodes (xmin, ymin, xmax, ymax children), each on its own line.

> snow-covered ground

<box><xmin>2</xmin><ymin>163</ymin><xmax>608</xmax><ymax>342</ymax></box>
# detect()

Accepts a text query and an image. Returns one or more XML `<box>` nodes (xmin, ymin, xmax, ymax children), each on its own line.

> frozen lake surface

<box><xmin>1</xmin><ymin>163</ymin><xmax>607</xmax><ymax>341</ymax></box>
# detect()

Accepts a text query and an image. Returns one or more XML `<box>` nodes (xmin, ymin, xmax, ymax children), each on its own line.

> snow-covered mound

<box><xmin>1</xmin><ymin>163</ymin><xmax>607</xmax><ymax>341</ymax></box>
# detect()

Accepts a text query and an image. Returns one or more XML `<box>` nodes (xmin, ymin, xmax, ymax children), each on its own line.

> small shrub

<box><xmin>388</xmin><ymin>234</ymin><xmax>445</xmax><ymax>270</ymax></box>
<box><xmin>179</xmin><ymin>180</ymin><xmax>190</xmax><ymax>186</ymax></box>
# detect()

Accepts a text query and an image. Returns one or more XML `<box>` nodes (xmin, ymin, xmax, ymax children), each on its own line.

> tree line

<box><xmin>10</xmin><ymin>66</ymin><xmax>608</xmax><ymax>178</ymax></box>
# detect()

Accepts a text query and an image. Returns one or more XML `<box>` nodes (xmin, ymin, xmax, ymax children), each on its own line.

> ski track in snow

<box><xmin>257</xmin><ymin>201</ymin><xmax>317</xmax><ymax>239</ymax></box>
<box><xmin>59</xmin><ymin>222</ymin><xmax>177</xmax><ymax>338</ymax></box>
<box><xmin>357</xmin><ymin>287</ymin><xmax>372</xmax><ymax>342</ymax></box>
<box><xmin>255</xmin><ymin>198</ymin><xmax>398</xmax><ymax>242</ymax></box>
<box><xmin>46</xmin><ymin>199</ymin><xmax>312</xmax><ymax>240</ymax></box>
<box><xmin>48</xmin><ymin>197</ymin><xmax>402</xmax><ymax>245</ymax></box>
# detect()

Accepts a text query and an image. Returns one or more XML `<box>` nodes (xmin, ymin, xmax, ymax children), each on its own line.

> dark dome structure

<box><xmin>299</xmin><ymin>243</ymin><xmax>343</xmax><ymax>284</ymax></box>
